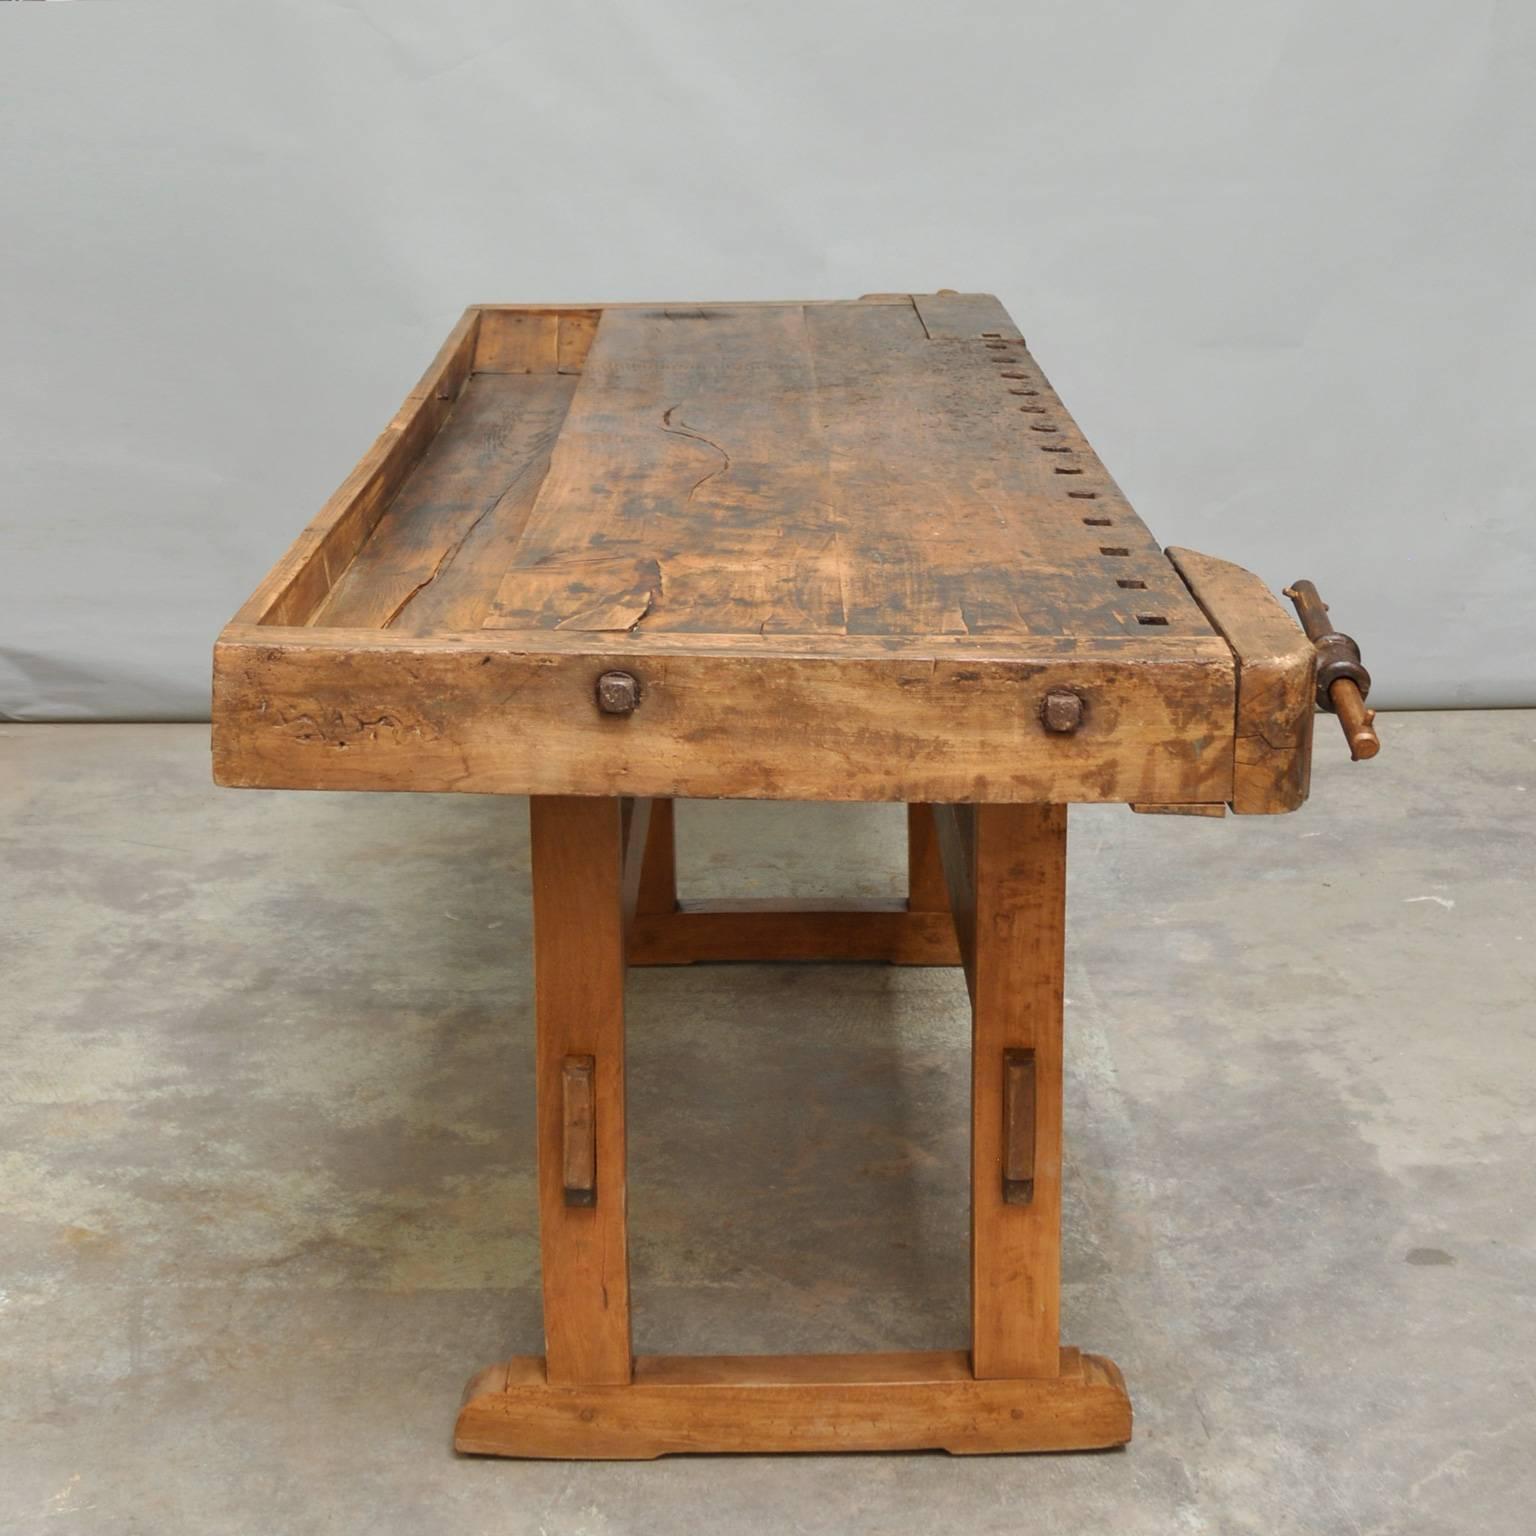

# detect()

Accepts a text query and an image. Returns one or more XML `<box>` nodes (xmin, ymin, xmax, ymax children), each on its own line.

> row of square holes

<box><xmin>982</xmin><ymin>333</ymin><xmax>1167</xmax><ymax>626</ymax></box>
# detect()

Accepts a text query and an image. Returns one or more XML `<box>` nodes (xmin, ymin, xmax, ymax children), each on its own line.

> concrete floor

<box><xmin>1</xmin><ymin>714</ymin><xmax>1533</xmax><ymax>1535</ymax></box>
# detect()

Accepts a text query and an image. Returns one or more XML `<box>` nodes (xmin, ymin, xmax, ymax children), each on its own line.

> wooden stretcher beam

<box><xmin>626</xmin><ymin>898</ymin><xmax>961</xmax><ymax>966</ymax></box>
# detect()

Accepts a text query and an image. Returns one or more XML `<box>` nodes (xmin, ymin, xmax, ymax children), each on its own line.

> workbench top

<box><xmin>308</xmin><ymin>294</ymin><xmax>1210</xmax><ymax>649</ymax></box>
<box><xmin>213</xmin><ymin>295</ymin><xmax>1314</xmax><ymax>810</ymax></box>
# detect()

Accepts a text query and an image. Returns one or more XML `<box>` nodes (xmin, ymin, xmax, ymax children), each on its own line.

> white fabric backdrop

<box><xmin>3</xmin><ymin>0</ymin><xmax>1532</xmax><ymax>717</ymax></box>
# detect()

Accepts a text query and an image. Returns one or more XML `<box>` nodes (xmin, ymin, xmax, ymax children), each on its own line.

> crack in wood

<box><xmin>381</xmin><ymin>435</ymin><xmax>561</xmax><ymax>628</ymax></box>
<box><xmin>660</xmin><ymin>404</ymin><xmax>732</xmax><ymax>500</ymax></box>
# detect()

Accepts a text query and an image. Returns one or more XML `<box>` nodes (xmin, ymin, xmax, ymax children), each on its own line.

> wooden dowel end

<box><xmin>1329</xmin><ymin>680</ymin><xmax>1380</xmax><ymax>761</ymax></box>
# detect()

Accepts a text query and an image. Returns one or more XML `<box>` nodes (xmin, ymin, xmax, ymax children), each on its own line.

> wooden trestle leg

<box><xmin>455</xmin><ymin>798</ymin><xmax>1131</xmax><ymax>1458</ymax></box>
<box><xmin>941</xmin><ymin>803</ymin><xmax>1066</xmax><ymax>1378</ymax></box>
<box><xmin>531</xmin><ymin>795</ymin><xmax>633</xmax><ymax>1386</ymax></box>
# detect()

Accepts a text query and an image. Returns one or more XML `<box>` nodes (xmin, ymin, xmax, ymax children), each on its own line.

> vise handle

<box><xmin>1283</xmin><ymin>581</ymin><xmax>1380</xmax><ymax>762</ymax></box>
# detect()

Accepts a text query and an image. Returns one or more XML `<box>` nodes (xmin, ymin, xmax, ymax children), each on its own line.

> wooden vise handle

<box><xmin>1283</xmin><ymin>581</ymin><xmax>1380</xmax><ymax>762</ymax></box>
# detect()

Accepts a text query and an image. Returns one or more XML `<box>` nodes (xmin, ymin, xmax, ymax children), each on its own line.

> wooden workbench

<box><xmin>214</xmin><ymin>293</ymin><xmax>1322</xmax><ymax>1457</ymax></box>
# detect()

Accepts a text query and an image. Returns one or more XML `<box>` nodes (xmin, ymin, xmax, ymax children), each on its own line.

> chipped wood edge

<box><xmin>1166</xmin><ymin>547</ymin><xmax>1316</xmax><ymax>815</ymax></box>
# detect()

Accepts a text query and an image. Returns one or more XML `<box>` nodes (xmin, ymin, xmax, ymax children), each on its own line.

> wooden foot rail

<box><xmin>457</xmin><ymin>1349</ymin><xmax>1130</xmax><ymax>1458</ymax></box>
<box><xmin>457</xmin><ymin>795</ymin><xmax>1129</xmax><ymax>1457</ymax></box>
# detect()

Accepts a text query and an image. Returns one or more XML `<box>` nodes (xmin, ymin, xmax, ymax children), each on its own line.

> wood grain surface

<box><xmin>482</xmin><ymin>297</ymin><xmax>1207</xmax><ymax>641</ymax></box>
<box><xmin>212</xmin><ymin>293</ymin><xmax>1316</xmax><ymax>807</ymax></box>
<box><xmin>212</xmin><ymin>626</ymin><xmax>1235</xmax><ymax>804</ymax></box>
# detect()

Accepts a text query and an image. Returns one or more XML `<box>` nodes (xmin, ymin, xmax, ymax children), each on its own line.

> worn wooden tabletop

<box><xmin>214</xmin><ymin>294</ymin><xmax>1314</xmax><ymax>809</ymax></box>
<box><xmin>310</xmin><ymin>294</ymin><xmax>1212</xmax><ymax>649</ymax></box>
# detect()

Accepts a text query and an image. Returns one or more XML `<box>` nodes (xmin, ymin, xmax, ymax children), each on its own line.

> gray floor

<box><xmin>2</xmin><ymin>715</ymin><xmax>1532</xmax><ymax>1535</ymax></box>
